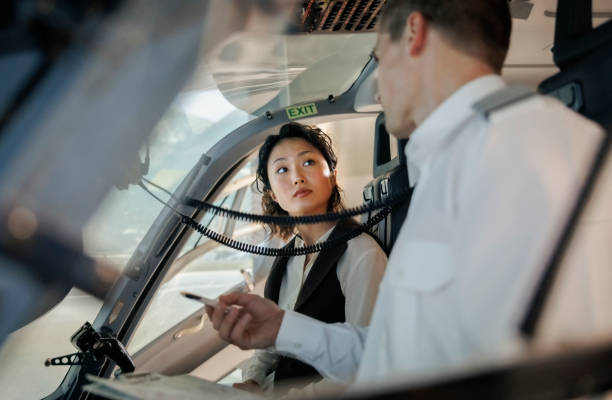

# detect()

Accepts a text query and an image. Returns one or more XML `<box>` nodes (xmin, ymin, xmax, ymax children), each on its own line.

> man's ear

<box><xmin>404</xmin><ymin>11</ymin><xmax>428</xmax><ymax>56</ymax></box>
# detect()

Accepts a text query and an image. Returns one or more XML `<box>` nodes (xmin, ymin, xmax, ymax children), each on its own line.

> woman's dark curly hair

<box><xmin>255</xmin><ymin>122</ymin><xmax>344</xmax><ymax>240</ymax></box>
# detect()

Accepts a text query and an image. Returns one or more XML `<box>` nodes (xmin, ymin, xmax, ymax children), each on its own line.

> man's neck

<box><xmin>413</xmin><ymin>37</ymin><xmax>498</xmax><ymax>126</ymax></box>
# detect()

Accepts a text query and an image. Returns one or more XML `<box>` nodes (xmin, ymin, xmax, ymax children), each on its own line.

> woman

<box><xmin>234</xmin><ymin>122</ymin><xmax>387</xmax><ymax>393</ymax></box>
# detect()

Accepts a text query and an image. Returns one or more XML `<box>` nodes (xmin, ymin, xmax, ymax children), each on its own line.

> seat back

<box><xmin>361</xmin><ymin>113</ymin><xmax>411</xmax><ymax>254</ymax></box>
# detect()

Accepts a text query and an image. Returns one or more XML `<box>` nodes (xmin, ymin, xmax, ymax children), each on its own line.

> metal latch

<box><xmin>45</xmin><ymin>322</ymin><xmax>135</xmax><ymax>374</ymax></box>
<box><xmin>380</xmin><ymin>178</ymin><xmax>389</xmax><ymax>197</ymax></box>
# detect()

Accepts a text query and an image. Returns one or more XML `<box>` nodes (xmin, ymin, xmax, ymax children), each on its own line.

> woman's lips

<box><xmin>293</xmin><ymin>189</ymin><xmax>312</xmax><ymax>198</ymax></box>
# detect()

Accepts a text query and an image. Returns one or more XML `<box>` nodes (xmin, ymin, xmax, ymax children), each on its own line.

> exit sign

<box><xmin>286</xmin><ymin>103</ymin><xmax>319</xmax><ymax>119</ymax></box>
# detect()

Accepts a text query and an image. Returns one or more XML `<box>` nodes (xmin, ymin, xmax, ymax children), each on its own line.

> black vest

<box><xmin>264</xmin><ymin>219</ymin><xmax>361</xmax><ymax>387</ymax></box>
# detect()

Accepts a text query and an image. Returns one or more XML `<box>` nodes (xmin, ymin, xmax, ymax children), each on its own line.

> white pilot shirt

<box><xmin>242</xmin><ymin>226</ymin><xmax>387</xmax><ymax>387</ymax></box>
<box><xmin>274</xmin><ymin>74</ymin><xmax>610</xmax><ymax>386</ymax></box>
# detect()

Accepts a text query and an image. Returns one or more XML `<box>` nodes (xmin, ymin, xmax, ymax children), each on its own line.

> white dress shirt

<box><xmin>275</xmin><ymin>75</ymin><xmax>611</xmax><ymax>386</ymax></box>
<box><xmin>242</xmin><ymin>226</ymin><xmax>387</xmax><ymax>386</ymax></box>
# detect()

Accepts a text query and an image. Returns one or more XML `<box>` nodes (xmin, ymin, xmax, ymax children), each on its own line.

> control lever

<box><xmin>45</xmin><ymin>322</ymin><xmax>135</xmax><ymax>374</ymax></box>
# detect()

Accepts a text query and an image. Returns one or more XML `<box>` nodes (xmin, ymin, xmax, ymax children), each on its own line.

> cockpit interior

<box><xmin>0</xmin><ymin>0</ymin><xmax>611</xmax><ymax>399</ymax></box>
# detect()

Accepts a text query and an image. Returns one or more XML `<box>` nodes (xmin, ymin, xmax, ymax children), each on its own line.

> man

<box><xmin>207</xmin><ymin>0</ymin><xmax>609</xmax><ymax>388</ymax></box>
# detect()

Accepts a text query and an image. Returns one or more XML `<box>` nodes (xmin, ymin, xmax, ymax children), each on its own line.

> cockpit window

<box><xmin>83</xmin><ymin>84</ymin><xmax>254</xmax><ymax>272</ymax></box>
<box><xmin>127</xmin><ymin>157</ymin><xmax>279</xmax><ymax>360</ymax></box>
<box><xmin>0</xmin><ymin>70</ymin><xmax>254</xmax><ymax>399</ymax></box>
<box><xmin>211</xmin><ymin>33</ymin><xmax>377</xmax><ymax>115</ymax></box>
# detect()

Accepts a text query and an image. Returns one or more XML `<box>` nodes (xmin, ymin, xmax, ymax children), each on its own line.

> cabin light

<box><xmin>7</xmin><ymin>207</ymin><xmax>38</xmax><ymax>240</ymax></box>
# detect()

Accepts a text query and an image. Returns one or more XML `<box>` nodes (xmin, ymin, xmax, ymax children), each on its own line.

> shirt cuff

<box><xmin>275</xmin><ymin>310</ymin><xmax>321</xmax><ymax>358</ymax></box>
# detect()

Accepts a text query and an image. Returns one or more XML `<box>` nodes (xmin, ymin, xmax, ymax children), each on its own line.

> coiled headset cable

<box><xmin>139</xmin><ymin>178</ymin><xmax>409</xmax><ymax>256</ymax></box>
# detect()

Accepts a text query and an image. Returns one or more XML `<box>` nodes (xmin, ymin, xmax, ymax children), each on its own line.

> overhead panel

<box><xmin>300</xmin><ymin>0</ymin><xmax>386</xmax><ymax>33</ymax></box>
<box><xmin>298</xmin><ymin>0</ymin><xmax>542</xmax><ymax>33</ymax></box>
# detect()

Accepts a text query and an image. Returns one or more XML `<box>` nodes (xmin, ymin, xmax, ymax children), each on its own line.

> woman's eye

<box><xmin>276</xmin><ymin>167</ymin><xmax>287</xmax><ymax>174</ymax></box>
<box><xmin>303</xmin><ymin>159</ymin><xmax>315</xmax><ymax>166</ymax></box>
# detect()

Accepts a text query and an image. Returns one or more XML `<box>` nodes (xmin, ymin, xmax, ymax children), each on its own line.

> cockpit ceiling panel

<box><xmin>296</xmin><ymin>0</ymin><xmax>559</xmax><ymax>33</ymax></box>
<box><xmin>300</xmin><ymin>0</ymin><xmax>385</xmax><ymax>33</ymax></box>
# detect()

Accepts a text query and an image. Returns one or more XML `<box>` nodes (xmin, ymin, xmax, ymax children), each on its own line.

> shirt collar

<box><xmin>294</xmin><ymin>224</ymin><xmax>336</xmax><ymax>249</ymax></box>
<box><xmin>404</xmin><ymin>74</ymin><xmax>507</xmax><ymax>187</ymax></box>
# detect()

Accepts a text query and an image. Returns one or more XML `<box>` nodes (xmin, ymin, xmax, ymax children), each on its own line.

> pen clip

<box><xmin>240</xmin><ymin>269</ymin><xmax>255</xmax><ymax>292</ymax></box>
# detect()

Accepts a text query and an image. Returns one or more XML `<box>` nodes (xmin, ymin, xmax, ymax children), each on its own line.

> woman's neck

<box><xmin>296</xmin><ymin>221</ymin><xmax>336</xmax><ymax>247</ymax></box>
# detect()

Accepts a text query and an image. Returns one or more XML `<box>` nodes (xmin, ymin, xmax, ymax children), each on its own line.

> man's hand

<box><xmin>232</xmin><ymin>379</ymin><xmax>262</xmax><ymax>393</ymax></box>
<box><xmin>205</xmin><ymin>292</ymin><xmax>285</xmax><ymax>349</ymax></box>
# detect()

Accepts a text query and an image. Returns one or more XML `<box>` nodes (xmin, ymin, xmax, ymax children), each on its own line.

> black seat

<box><xmin>361</xmin><ymin>113</ymin><xmax>411</xmax><ymax>254</ymax></box>
<box><xmin>538</xmin><ymin>0</ymin><xmax>612</xmax><ymax>130</ymax></box>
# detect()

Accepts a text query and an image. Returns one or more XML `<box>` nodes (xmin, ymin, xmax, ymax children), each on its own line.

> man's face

<box><xmin>374</xmin><ymin>32</ymin><xmax>417</xmax><ymax>139</ymax></box>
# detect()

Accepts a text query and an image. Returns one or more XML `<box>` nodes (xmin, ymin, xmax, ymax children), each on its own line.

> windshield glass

<box><xmin>0</xmin><ymin>35</ymin><xmax>261</xmax><ymax>400</ymax></box>
<box><xmin>211</xmin><ymin>33</ymin><xmax>376</xmax><ymax>115</ymax></box>
<box><xmin>126</xmin><ymin>156</ymin><xmax>270</xmax><ymax>348</ymax></box>
<box><xmin>0</xmin><ymin>81</ymin><xmax>253</xmax><ymax>400</ymax></box>
<box><xmin>83</xmin><ymin>89</ymin><xmax>253</xmax><ymax>269</ymax></box>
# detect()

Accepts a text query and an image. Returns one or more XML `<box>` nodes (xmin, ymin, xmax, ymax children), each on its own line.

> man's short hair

<box><xmin>379</xmin><ymin>0</ymin><xmax>511</xmax><ymax>73</ymax></box>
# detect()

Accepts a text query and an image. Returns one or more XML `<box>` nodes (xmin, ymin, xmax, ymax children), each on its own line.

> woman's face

<box><xmin>266</xmin><ymin>138</ymin><xmax>336</xmax><ymax>216</ymax></box>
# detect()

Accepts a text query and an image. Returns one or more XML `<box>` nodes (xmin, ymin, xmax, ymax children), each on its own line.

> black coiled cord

<box><xmin>142</xmin><ymin>176</ymin><xmax>410</xmax><ymax>225</ymax></box>
<box><xmin>183</xmin><ymin>188</ymin><xmax>410</xmax><ymax>225</ymax></box>
<box><xmin>182</xmin><ymin>207</ymin><xmax>392</xmax><ymax>257</ymax></box>
<box><xmin>139</xmin><ymin>178</ymin><xmax>403</xmax><ymax>256</ymax></box>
